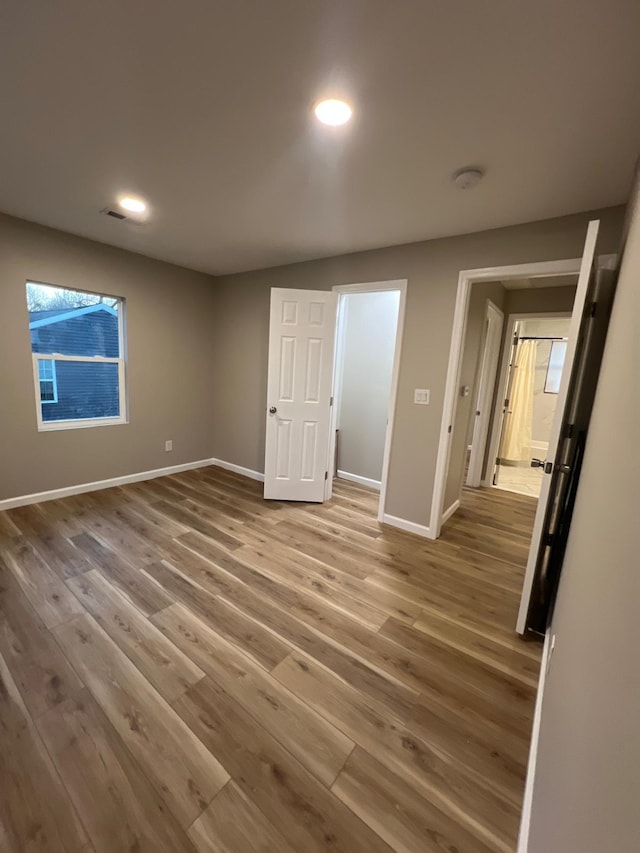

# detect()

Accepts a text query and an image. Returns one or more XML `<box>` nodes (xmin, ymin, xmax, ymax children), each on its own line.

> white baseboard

<box><xmin>0</xmin><ymin>458</ymin><xmax>216</xmax><ymax>511</ymax></box>
<box><xmin>337</xmin><ymin>470</ymin><xmax>381</xmax><ymax>491</ymax></box>
<box><xmin>212</xmin><ymin>458</ymin><xmax>265</xmax><ymax>482</ymax></box>
<box><xmin>382</xmin><ymin>513</ymin><xmax>434</xmax><ymax>539</ymax></box>
<box><xmin>517</xmin><ymin>629</ymin><xmax>551</xmax><ymax>852</ymax></box>
<box><xmin>441</xmin><ymin>499</ymin><xmax>461</xmax><ymax>524</ymax></box>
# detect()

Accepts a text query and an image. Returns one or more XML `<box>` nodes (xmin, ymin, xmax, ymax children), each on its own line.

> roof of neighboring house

<box><xmin>29</xmin><ymin>303</ymin><xmax>117</xmax><ymax>329</ymax></box>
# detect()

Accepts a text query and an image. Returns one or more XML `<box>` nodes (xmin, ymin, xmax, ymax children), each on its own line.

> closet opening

<box><xmin>326</xmin><ymin>280</ymin><xmax>406</xmax><ymax>522</ymax></box>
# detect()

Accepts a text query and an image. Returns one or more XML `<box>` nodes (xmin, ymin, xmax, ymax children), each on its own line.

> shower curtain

<box><xmin>501</xmin><ymin>339</ymin><xmax>537</xmax><ymax>464</ymax></box>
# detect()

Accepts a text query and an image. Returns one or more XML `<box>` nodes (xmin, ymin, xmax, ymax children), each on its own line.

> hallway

<box><xmin>0</xmin><ymin>467</ymin><xmax>541</xmax><ymax>852</ymax></box>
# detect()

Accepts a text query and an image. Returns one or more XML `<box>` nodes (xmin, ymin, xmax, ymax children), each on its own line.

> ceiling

<box><xmin>1</xmin><ymin>1</ymin><xmax>639</xmax><ymax>275</ymax></box>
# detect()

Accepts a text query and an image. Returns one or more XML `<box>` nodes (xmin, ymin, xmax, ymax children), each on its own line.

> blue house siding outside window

<box><xmin>29</xmin><ymin>304</ymin><xmax>122</xmax><ymax>424</ymax></box>
<box><xmin>38</xmin><ymin>360</ymin><xmax>120</xmax><ymax>422</ymax></box>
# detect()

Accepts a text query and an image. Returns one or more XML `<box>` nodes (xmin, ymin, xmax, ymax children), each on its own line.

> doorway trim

<box><xmin>430</xmin><ymin>257</ymin><xmax>584</xmax><ymax>539</ymax></box>
<box><xmin>327</xmin><ymin>279</ymin><xmax>407</xmax><ymax>523</ymax></box>
<box><xmin>483</xmin><ymin>311</ymin><xmax>572</xmax><ymax>491</ymax></box>
<box><xmin>466</xmin><ymin>299</ymin><xmax>504</xmax><ymax>488</ymax></box>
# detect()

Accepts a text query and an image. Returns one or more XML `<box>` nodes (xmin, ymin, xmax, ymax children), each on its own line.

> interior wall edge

<box><xmin>381</xmin><ymin>513</ymin><xmax>434</xmax><ymax>539</ymax></box>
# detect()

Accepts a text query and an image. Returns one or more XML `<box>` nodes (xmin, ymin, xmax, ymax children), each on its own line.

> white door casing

<box><xmin>516</xmin><ymin>220</ymin><xmax>600</xmax><ymax>634</ymax></box>
<box><xmin>466</xmin><ymin>300</ymin><xmax>504</xmax><ymax>488</ymax></box>
<box><xmin>264</xmin><ymin>288</ymin><xmax>338</xmax><ymax>502</ymax></box>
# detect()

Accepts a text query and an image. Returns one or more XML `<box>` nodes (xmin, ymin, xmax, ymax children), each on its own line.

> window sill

<box><xmin>37</xmin><ymin>416</ymin><xmax>129</xmax><ymax>432</ymax></box>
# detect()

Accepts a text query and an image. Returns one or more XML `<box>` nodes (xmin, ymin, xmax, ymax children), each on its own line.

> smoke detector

<box><xmin>452</xmin><ymin>167</ymin><xmax>484</xmax><ymax>190</ymax></box>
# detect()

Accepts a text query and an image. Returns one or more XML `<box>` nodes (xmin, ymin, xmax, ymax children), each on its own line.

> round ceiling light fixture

<box><xmin>118</xmin><ymin>195</ymin><xmax>147</xmax><ymax>214</ymax></box>
<box><xmin>314</xmin><ymin>98</ymin><xmax>353</xmax><ymax>126</ymax></box>
<box><xmin>452</xmin><ymin>167</ymin><xmax>484</xmax><ymax>190</ymax></box>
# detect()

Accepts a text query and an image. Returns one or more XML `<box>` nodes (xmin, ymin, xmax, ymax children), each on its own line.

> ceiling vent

<box><xmin>100</xmin><ymin>207</ymin><xmax>127</xmax><ymax>220</ymax></box>
<box><xmin>100</xmin><ymin>207</ymin><xmax>146</xmax><ymax>224</ymax></box>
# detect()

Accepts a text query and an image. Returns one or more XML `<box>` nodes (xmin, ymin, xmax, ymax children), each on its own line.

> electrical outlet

<box><xmin>165</xmin><ymin>440</ymin><xmax>173</xmax><ymax>452</ymax></box>
<box><xmin>414</xmin><ymin>389</ymin><xmax>430</xmax><ymax>405</ymax></box>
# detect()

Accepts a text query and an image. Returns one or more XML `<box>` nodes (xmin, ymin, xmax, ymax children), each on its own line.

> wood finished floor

<box><xmin>0</xmin><ymin>467</ymin><xmax>541</xmax><ymax>853</ymax></box>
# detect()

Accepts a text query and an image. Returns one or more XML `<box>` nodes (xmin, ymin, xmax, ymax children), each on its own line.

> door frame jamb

<box><xmin>466</xmin><ymin>299</ymin><xmax>505</xmax><ymax>488</ymax></box>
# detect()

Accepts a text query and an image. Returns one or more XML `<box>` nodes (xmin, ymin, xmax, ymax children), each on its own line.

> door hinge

<box><xmin>544</xmin><ymin>532</ymin><xmax>555</xmax><ymax>547</ymax></box>
<box><xmin>563</xmin><ymin>422</ymin><xmax>574</xmax><ymax>439</ymax></box>
<box><xmin>324</xmin><ymin>471</ymin><xmax>328</xmax><ymax>480</ymax></box>
<box><xmin>330</xmin><ymin>396</ymin><xmax>334</xmax><ymax>406</ymax></box>
<box><xmin>447</xmin><ymin>425</ymin><xmax>452</xmax><ymax>434</ymax></box>
<box><xmin>590</xmin><ymin>301</ymin><xmax>597</xmax><ymax>317</ymax></box>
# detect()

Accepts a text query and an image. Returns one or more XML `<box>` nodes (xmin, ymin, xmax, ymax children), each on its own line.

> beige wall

<box><xmin>0</xmin><ymin>214</ymin><xmax>216</xmax><ymax>501</ymax></box>
<box><xmin>525</xmin><ymin>190</ymin><xmax>639</xmax><ymax>853</ymax></box>
<box><xmin>443</xmin><ymin>281</ymin><xmax>505</xmax><ymax>510</ymax></box>
<box><xmin>0</xmin><ymin>206</ymin><xmax>625</xmax><ymax>521</ymax></box>
<box><xmin>503</xmin><ymin>284</ymin><xmax>577</xmax><ymax>316</ymax></box>
<box><xmin>211</xmin><ymin>207</ymin><xmax>623</xmax><ymax>526</ymax></box>
<box><xmin>337</xmin><ymin>290</ymin><xmax>400</xmax><ymax>483</ymax></box>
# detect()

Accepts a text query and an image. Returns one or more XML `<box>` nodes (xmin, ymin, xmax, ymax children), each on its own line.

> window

<box><xmin>27</xmin><ymin>281</ymin><xmax>127</xmax><ymax>430</ymax></box>
<box><xmin>544</xmin><ymin>340</ymin><xmax>567</xmax><ymax>394</ymax></box>
<box><xmin>38</xmin><ymin>359</ymin><xmax>58</xmax><ymax>403</ymax></box>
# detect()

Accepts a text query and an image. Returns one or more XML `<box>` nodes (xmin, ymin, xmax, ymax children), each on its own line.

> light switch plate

<box><xmin>414</xmin><ymin>389</ymin><xmax>430</xmax><ymax>405</ymax></box>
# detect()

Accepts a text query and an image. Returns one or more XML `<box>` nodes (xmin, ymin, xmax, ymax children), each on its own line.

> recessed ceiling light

<box><xmin>118</xmin><ymin>195</ymin><xmax>147</xmax><ymax>214</ymax></box>
<box><xmin>452</xmin><ymin>168</ymin><xmax>484</xmax><ymax>190</ymax></box>
<box><xmin>314</xmin><ymin>99</ymin><xmax>352</xmax><ymax>126</ymax></box>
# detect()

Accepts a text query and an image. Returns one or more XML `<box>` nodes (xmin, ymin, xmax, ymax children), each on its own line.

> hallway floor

<box><xmin>494</xmin><ymin>464</ymin><xmax>544</xmax><ymax>498</ymax></box>
<box><xmin>0</xmin><ymin>468</ymin><xmax>541</xmax><ymax>852</ymax></box>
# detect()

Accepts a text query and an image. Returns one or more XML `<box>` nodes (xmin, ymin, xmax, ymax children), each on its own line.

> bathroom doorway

<box><xmin>492</xmin><ymin>316</ymin><xmax>571</xmax><ymax>498</ymax></box>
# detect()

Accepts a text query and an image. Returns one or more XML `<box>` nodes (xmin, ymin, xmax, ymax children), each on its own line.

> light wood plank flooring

<box><xmin>0</xmin><ymin>467</ymin><xmax>541</xmax><ymax>852</ymax></box>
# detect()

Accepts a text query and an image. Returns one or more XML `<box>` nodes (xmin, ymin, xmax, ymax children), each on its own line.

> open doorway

<box><xmin>440</xmin><ymin>272</ymin><xmax>578</xmax><ymax>523</ymax></box>
<box><xmin>491</xmin><ymin>315</ymin><xmax>571</xmax><ymax>498</ymax></box>
<box><xmin>431</xmin><ymin>219</ymin><xmax>617</xmax><ymax>644</ymax></box>
<box><xmin>326</xmin><ymin>280</ymin><xmax>407</xmax><ymax>521</ymax></box>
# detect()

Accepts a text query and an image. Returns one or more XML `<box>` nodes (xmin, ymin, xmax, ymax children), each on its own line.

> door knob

<box><xmin>531</xmin><ymin>458</ymin><xmax>554</xmax><ymax>474</ymax></box>
<box><xmin>269</xmin><ymin>406</ymin><xmax>277</xmax><ymax>414</ymax></box>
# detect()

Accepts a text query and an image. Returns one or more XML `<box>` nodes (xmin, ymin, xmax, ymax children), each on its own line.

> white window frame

<box><xmin>28</xmin><ymin>284</ymin><xmax>128</xmax><ymax>432</ymax></box>
<box><xmin>37</xmin><ymin>358</ymin><xmax>58</xmax><ymax>404</ymax></box>
<box><xmin>543</xmin><ymin>339</ymin><xmax>567</xmax><ymax>395</ymax></box>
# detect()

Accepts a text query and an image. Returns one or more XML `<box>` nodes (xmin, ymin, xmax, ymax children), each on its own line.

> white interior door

<box><xmin>516</xmin><ymin>220</ymin><xmax>600</xmax><ymax>634</ymax></box>
<box><xmin>467</xmin><ymin>300</ymin><xmax>504</xmax><ymax>487</ymax></box>
<box><xmin>264</xmin><ymin>288</ymin><xmax>338</xmax><ymax>502</ymax></box>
